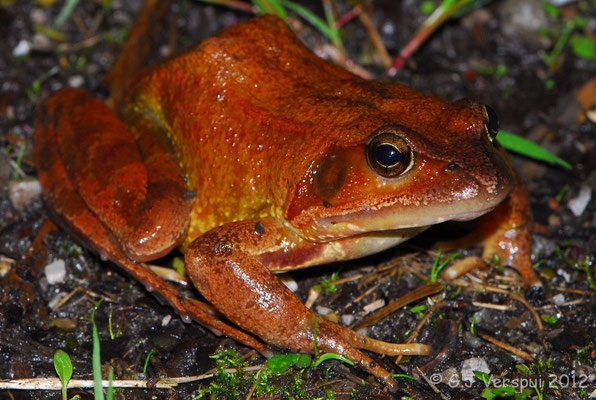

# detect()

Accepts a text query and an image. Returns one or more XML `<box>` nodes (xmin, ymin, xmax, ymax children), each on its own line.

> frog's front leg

<box><xmin>185</xmin><ymin>217</ymin><xmax>431</xmax><ymax>390</ymax></box>
<box><xmin>441</xmin><ymin>149</ymin><xmax>541</xmax><ymax>289</ymax></box>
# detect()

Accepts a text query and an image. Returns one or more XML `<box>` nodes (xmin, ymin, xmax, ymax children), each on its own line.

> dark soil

<box><xmin>1</xmin><ymin>1</ymin><xmax>595</xmax><ymax>399</ymax></box>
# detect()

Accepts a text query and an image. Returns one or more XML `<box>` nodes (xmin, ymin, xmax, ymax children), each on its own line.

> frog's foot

<box><xmin>185</xmin><ymin>218</ymin><xmax>432</xmax><ymax>391</ymax></box>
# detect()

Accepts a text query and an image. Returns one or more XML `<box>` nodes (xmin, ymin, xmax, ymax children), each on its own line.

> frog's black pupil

<box><xmin>485</xmin><ymin>105</ymin><xmax>499</xmax><ymax>133</ymax></box>
<box><xmin>374</xmin><ymin>144</ymin><xmax>401</xmax><ymax>167</ymax></box>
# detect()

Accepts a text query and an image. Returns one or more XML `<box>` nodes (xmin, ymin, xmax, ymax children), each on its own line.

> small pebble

<box><xmin>548</xmin><ymin>213</ymin><xmax>561</xmax><ymax>227</ymax></box>
<box><xmin>341</xmin><ymin>314</ymin><xmax>354</xmax><ymax>326</ymax></box>
<box><xmin>463</xmin><ymin>331</ymin><xmax>483</xmax><ymax>349</ymax></box>
<box><xmin>279</xmin><ymin>274</ymin><xmax>298</xmax><ymax>292</ymax></box>
<box><xmin>356</xmin><ymin>327</ymin><xmax>368</xmax><ymax>337</ymax></box>
<box><xmin>30</xmin><ymin>8</ymin><xmax>46</xmax><ymax>25</ymax></box>
<box><xmin>363</xmin><ymin>299</ymin><xmax>385</xmax><ymax>313</ymax></box>
<box><xmin>567</xmin><ymin>185</ymin><xmax>591</xmax><ymax>217</ymax></box>
<box><xmin>557</xmin><ymin>268</ymin><xmax>573</xmax><ymax>283</ymax></box>
<box><xmin>161</xmin><ymin>315</ymin><xmax>172</xmax><ymax>326</ymax></box>
<box><xmin>498</xmin><ymin>0</ymin><xmax>550</xmax><ymax>46</ymax></box>
<box><xmin>159</xmin><ymin>44</ymin><xmax>171</xmax><ymax>57</ymax></box>
<box><xmin>12</xmin><ymin>40</ymin><xmax>31</xmax><ymax>57</ymax></box>
<box><xmin>461</xmin><ymin>357</ymin><xmax>490</xmax><ymax>384</ymax></box>
<box><xmin>552</xmin><ymin>293</ymin><xmax>566</xmax><ymax>306</ymax></box>
<box><xmin>440</xmin><ymin>367</ymin><xmax>461</xmax><ymax>388</ymax></box>
<box><xmin>45</xmin><ymin>259</ymin><xmax>66</xmax><ymax>285</ymax></box>
<box><xmin>316</xmin><ymin>306</ymin><xmax>333</xmax><ymax>316</ymax></box>
<box><xmin>381</xmin><ymin>21</ymin><xmax>394</xmax><ymax>35</ymax></box>
<box><xmin>9</xmin><ymin>179</ymin><xmax>42</xmax><ymax>211</ymax></box>
<box><xmin>524</xmin><ymin>341</ymin><xmax>544</xmax><ymax>356</ymax></box>
<box><xmin>68</xmin><ymin>75</ymin><xmax>84</xmax><ymax>88</ymax></box>
<box><xmin>32</xmin><ymin>33</ymin><xmax>53</xmax><ymax>51</ymax></box>
<box><xmin>0</xmin><ymin>257</ymin><xmax>15</xmax><ymax>278</ymax></box>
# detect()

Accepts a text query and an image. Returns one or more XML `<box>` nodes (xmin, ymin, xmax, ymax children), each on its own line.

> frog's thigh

<box><xmin>35</xmin><ymin>88</ymin><xmax>190</xmax><ymax>261</ymax></box>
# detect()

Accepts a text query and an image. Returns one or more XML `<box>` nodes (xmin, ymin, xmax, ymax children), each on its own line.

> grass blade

<box><xmin>91</xmin><ymin>299</ymin><xmax>105</xmax><ymax>400</ymax></box>
<box><xmin>54</xmin><ymin>0</ymin><xmax>82</xmax><ymax>28</ymax></box>
<box><xmin>282</xmin><ymin>0</ymin><xmax>336</xmax><ymax>41</ymax></box>
<box><xmin>497</xmin><ymin>130</ymin><xmax>571</xmax><ymax>169</ymax></box>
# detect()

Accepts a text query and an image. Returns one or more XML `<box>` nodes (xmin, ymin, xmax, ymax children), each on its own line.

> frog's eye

<box><xmin>482</xmin><ymin>104</ymin><xmax>499</xmax><ymax>142</ymax></box>
<box><xmin>366</xmin><ymin>132</ymin><xmax>413</xmax><ymax>178</ymax></box>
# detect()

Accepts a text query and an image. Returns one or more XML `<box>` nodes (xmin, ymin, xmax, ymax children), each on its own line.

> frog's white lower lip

<box><xmin>306</xmin><ymin>200</ymin><xmax>503</xmax><ymax>242</ymax></box>
<box><xmin>450</xmin><ymin>207</ymin><xmax>496</xmax><ymax>221</ymax></box>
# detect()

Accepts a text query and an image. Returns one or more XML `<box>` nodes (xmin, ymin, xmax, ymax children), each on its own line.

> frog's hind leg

<box><xmin>34</xmin><ymin>88</ymin><xmax>271</xmax><ymax>355</ymax></box>
<box><xmin>37</xmin><ymin>88</ymin><xmax>190</xmax><ymax>262</ymax></box>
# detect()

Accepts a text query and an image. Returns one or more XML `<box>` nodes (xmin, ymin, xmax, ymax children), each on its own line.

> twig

<box><xmin>337</xmin><ymin>282</ymin><xmax>380</xmax><ymax>315</ymax></box>
<box><xmin>0</xmin><ymin>366</ymin><xmax>264</xmax><ymax>391</ymax></box>
<box><xmin>56</xmin><ymin>35</ymin><xmax>103</xmax><ymax>53</ymax></box>
<box><xmin>451</xmin><ymin>279</ymin><xmax>544</xmax><ymax>331</ymax></box>
<box><xmin>554</xmin><ymin>286</ymin><xmax>596</xmax><ymax>296</ymax></box>
<box><xmin>471</xmin><ymin>301</ymin><xmax>512</xmax><ymax>311</ymax></box>
<box><xmin>321</xmin><ymin>44</ymin><xmax>374</xmax><ymax>80</ymax></box>
<box><xmin>352</xmin><ymin>283</ymin><xmax>443</xmax><ymax>331</ymax></box>
<box><xmin>148</xmin><ymin>264</ymin><xmax>190</xmax><ymax>286</ymax></box>
<box><xmin>536</xmin><ymin>298</ymin><xmax>585</xmax><ymax>310</ymax></box>
<box><xmin>416</xmin><ymin>367</ymin><xmax>447</xmax><ymax>400</ymax></box>
<box><xmin>477</xmin><ymin>332</ymin><xmax>534</xmax><ymax>361</ymax></box>
<box><xmin>335</xmin><ymin>4</ymin><xmax>362</xmax><ymax>28</ymax></box>
<box><xmin>395</xmin><ymin>300</ymin><xmax>448</xmax><ymax>365</ymax></box>
<box><xmin>356</xmin><ymin>8</ymin><xmax>391</xmax><ymax>68</ymax></box>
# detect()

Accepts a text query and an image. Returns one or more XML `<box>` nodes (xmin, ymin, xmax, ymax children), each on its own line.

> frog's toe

<box><xmin>315</xmin><ymin>319</ymin><xmax>399</xmax><ymax>391</ymax></box>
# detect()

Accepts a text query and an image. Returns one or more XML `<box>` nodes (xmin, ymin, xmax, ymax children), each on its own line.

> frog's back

<box><xmin>122</xmin><ymin>16</ymin><xmax>447</xmax><ymax>245</ymax></box>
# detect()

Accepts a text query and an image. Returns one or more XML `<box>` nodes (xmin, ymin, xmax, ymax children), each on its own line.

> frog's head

<box><xmin>285</xmin><ymin>96</ymin><xmax>513</xmax><ymax>242</ymax></box>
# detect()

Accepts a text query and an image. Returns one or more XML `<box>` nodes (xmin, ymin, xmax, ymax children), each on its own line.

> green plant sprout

<box><xmin>473</xmin><ymin>370</ymin><xmax>535</xmax><ymax>400</ymax></box>
<box><xmin>311</xmin><ymin>352</ymin><xmax>354</xmax><ymax>369</ymax></box>
<box><xmin>143</xmin><ymin>349</ymin><xmax>156</xmax><ymax>375</ymax></box>
<box><xmin>540</xmin><ymin>313</ymin><xmax>559</xmax><ymax>324</ymax></box>
<box><xmin>13</xmin><ymin>142</ymin><xmax>26</xmax><ymax>180</ymax></box>
<box><xmin>108</xmin><ymin>308</ymin><xmax>121</xmax><ymax>340</ymax></box>
<box><xmin>314</xmin><ymin>271</ymin><xmax>340</xmax><ymax>294</ymax></box>
<box><xmin>430</xmin><ymin>250</ymin><xmax>461</xmax><ymax>282</ymax></box>
<box><xmin>410</xmin><ymin>304</ymin><xmax>427</xmax><ymax>318</ymax></box>
<box><xmin>540</xmin><ymin>2</ymin><xmax>595</xmax><ymax>69</ymax></box>
<box><xmin>53</xmin><ymin>349</ymin><xmax>73</xmax><ymax>400</ymax></box>
<box><xmin>90</xmin><ymin>299</ymin><xmax>105</xmax><ymax>400</ymax></box>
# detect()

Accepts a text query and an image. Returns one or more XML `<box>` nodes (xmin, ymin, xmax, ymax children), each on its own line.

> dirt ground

<box><xmin>0</xmin><ymin>0</ymin><xmax>595</xmax><ymax>399</ymax></box>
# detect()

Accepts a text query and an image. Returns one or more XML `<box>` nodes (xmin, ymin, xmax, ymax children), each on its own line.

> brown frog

<box><xmin>34</xmin><ymin>15</ymin><xmax>538</xmax><ymax>389</ymax></box>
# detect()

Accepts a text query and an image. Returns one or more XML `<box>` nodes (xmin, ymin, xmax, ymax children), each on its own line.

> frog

<box><xmin>34</xmin><ymin>14</ymin><xmax>539</xmax><ymax>390</ymax></box>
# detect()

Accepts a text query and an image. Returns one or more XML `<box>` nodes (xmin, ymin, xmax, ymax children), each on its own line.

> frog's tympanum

<box><xmin>34</xmin><ymin>16</ymin><xmax>538</xmax><ymax>389</ymax></box>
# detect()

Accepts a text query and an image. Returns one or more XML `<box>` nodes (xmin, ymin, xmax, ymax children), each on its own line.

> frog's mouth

<box><xmin>301</xmin><ymin>192</ymin><xmax>506</xmax><ymax>243</ymax></box>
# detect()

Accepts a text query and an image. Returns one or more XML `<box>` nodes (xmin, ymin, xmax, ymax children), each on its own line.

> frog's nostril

<box><xmin>445</xmin><ymin>162</ymin><xmax>460</xmax><ymax>172</ymax></box>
